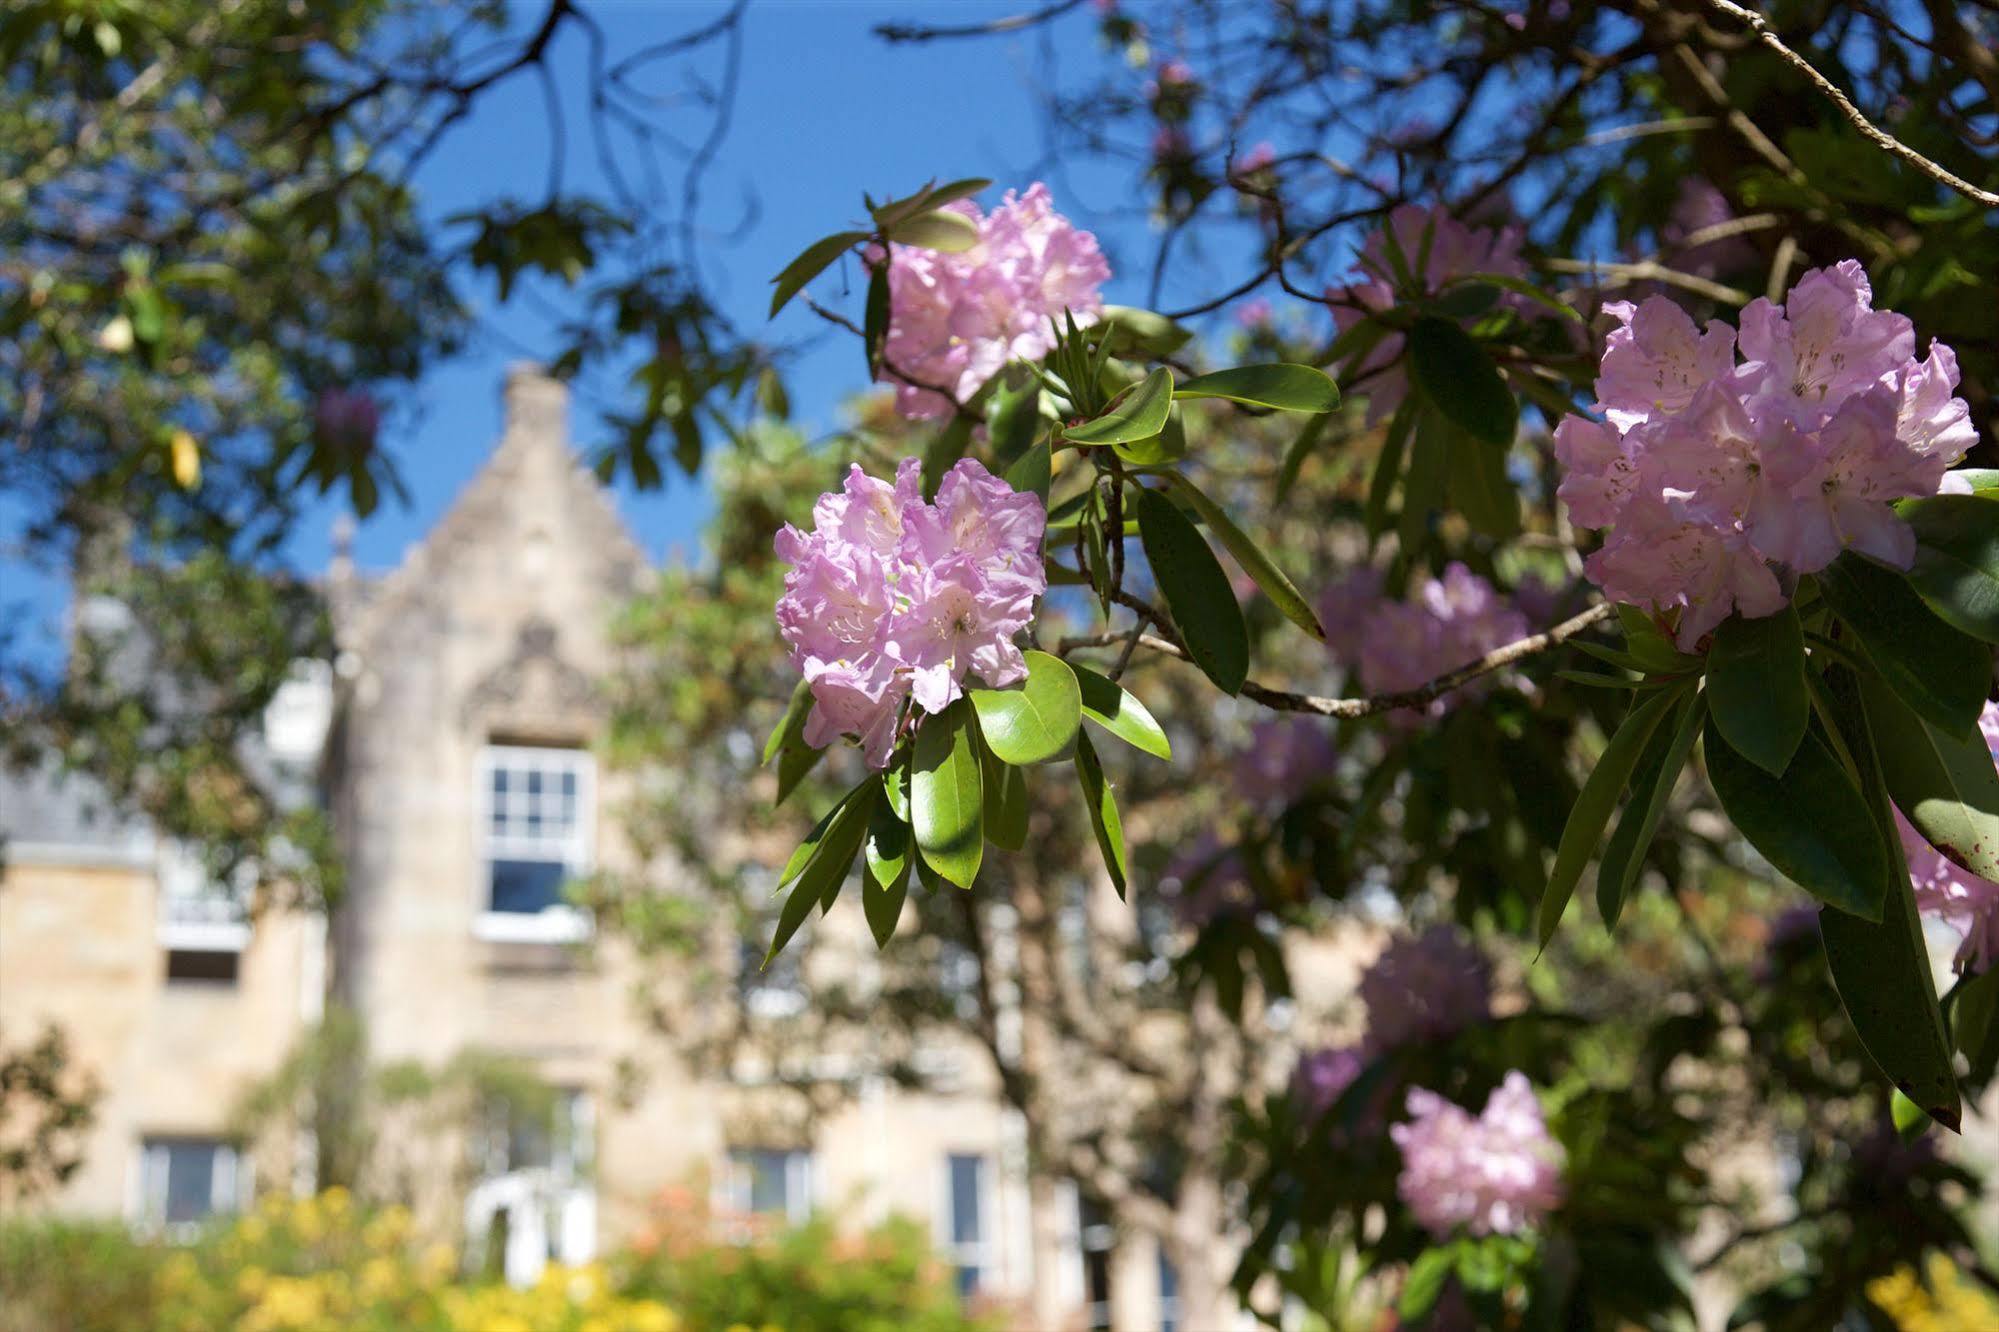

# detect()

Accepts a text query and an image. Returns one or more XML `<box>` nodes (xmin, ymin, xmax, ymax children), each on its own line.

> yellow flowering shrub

<box><xmin>1868</xmin><ymin>1254</ymin><xmax>1999</xmax><ymax>1332</ymax></box>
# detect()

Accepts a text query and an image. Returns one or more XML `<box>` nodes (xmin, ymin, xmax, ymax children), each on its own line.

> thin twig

<box><xmin>1704</xmin><ymin>0</ymin><xmax>1999</xmax><ymax>208</ymax></box>
<box><xmin>1059</xmin><ymin>603</ymin><xmax>1617</xmax><ymax>718</ymax></box>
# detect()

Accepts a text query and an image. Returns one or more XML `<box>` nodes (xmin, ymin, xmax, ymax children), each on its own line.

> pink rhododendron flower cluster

<box><xmin>1327</xmin><ymin>203</ymin><xmax>1528</xmax><ymax>425</ymax></box>
<box><xmin>1321</xmin><ymin>564</ymin><xmax>1531</xmax><ymax>718</ymax></box>
<box><xmin>1359</xmin><ymin>925</ymin><xmax>1493</xmax><ymax>1051</ymax></box>
<box><xmin>1163</xmin><ymin>829</ymin><xmax>1253</xmax><ymax>927</ymax></box>
<box><xmin>314</xmin><ymin>387</ymin><xmax>381</xmax><ymax>455</ymax></box>
<box><xmin>1556</xmin><ymin>261</ymin><xmax>1975</xmax><ymax>648</ymax></box>
<box><xmin>880</xmin><ymin>183</ymin><xmax>1111</xmax><ymax>420</ymax></box>
<box><xmin>1896</xmin><ymin>704</ymin><xmax>1999</xmax><ymax>974</ymax></box>
<box><xmin>774</xmin><ymin>457</ymin><xmax>1046</xmax><ymax>770</ymax></box>
<box><xmin>1235</xmin><ymin>716</ymin><xmax>1338</xmax><ymax>811</ymax></box>
<box><xmin>1391</xmin><ymin>1072</ymin><xmax>1566</xmax><ymax>1238</ymax></box>
<box><xmin>1293</xmin><ymin>1046</ymin><xmax>1365</xmax><ymax>1118</ymax></box>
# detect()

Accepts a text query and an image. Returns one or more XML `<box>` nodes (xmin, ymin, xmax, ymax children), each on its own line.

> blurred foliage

<box><xmin>0</xmin><ymin>1023</ymin><xmax>100</xmax><ymax>1206</ymax></box>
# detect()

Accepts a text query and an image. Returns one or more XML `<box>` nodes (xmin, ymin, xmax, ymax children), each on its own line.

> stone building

<box><xmin>0</xmin><ymin>366</ymin><xmax>1206</xmax><ymax>1330</ymax></box>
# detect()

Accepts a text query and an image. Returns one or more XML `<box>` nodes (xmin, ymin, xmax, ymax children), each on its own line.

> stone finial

<box><xmin>503</xmin><ymin>362</ymin><xmax>569</xmax><ymax>446</ymax></box>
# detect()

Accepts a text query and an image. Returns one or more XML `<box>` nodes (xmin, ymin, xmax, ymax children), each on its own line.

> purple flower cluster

<box><xmin>314</xmin><ymin>387</ymin><xmax>380</xmax><ymax>456</ymax></box>
<box><xmin>881</xmin><ymin>183</ymin><xmax>1111</xmax><ymax>420</ymax></box>
<box><xmin>1234</xmin><ymin>716</ymin><xmax>1338</xmax><ymax>812</ymax></box>
<box><xmin>1898</xmin><ymin>704</ymin><xmax>1999</xmax><ymax>975</ymax></box>
<box><xmin>1292</xmin><ymin>1045</ymin><xmax>1366</xmax><ymax>1119</ymax></box>
<box><xmin>1327</xmin><ymin>204</ymin><xmax>1528</xmax><ymax>425</ymax></box>
<box><xmin>774</xmin><ymin>458</ymin><xmax>1047</xmax><ymax>769</ymax></box>
<box><xmin>1556</xmin><ymin>261</ymin><xmax>1975</xmax><ymax>648</ymax></box>
<box><xmin>1391</xmin><ymin>1072</ymin><xmax>1566</xmax><ymax>1238</ymax></box>
<box><xmin>1358</xmin><ymin>925</ymin><xmax>1494</xmax><ymax>1052</ymax></box>
<box><xmin>1322</xmin><ymin>564</ymin><xmax>1531</xmax><ymax>718</ymax></box>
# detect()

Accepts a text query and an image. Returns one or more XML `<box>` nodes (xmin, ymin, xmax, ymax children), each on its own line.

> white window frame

<box><xmin>721</xmin><ymin>1147</ymin><xmax>814</xmax><ymax>1229</ymax></box>
<box><xmin>939</xmin><ymin>1151</ymin><xmax>994</xmax><ymax>1299</ymax></box>
<box><xmin>136</xmin><ymin>1136</ymin><xmax>247</xmax><ymax>1236</ymax></box>
<box><xmin>474</xmin><ymin>744</ymin><xmax>595</xmax><ymax>943</ymax></box>
<box><xmin>156</xmin><ymin>842</ymin><xmax>252</xmax><ymax>953</ymax></box>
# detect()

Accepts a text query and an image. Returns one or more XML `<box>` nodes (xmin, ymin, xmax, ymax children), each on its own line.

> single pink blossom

<box><xmin>1391</xmin><ymin>1072</ymin><xmax>1566</xmax><ymax>1238</ymax></box>
<box><xmin>881</xmin><ymin>184</ymin><xmax>1110</xmax><ymax>419</ymax></box>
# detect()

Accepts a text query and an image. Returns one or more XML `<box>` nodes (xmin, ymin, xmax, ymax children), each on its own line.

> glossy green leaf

<box><xmin>1155</xmin><ymin>471</ymin><xmax>1324</xmax><ymax>641</ymax></box>
<box><xmin>766</xmin><ymin>778</ymin><xmax>875</xmax><ymax>964</ymax></box>
<box><xmin>1075</xmin><ymin>731</ymin><xmax>1128</xmax><ymax>899</ymax></box>
<box><xmin>1004</xmin><ymin>439</ymin><xmax>1051</xmax><ymax>504</ymax></box>
<box><xmin>1096</xmin><ymin>305</ymin><xmax>1193</xmax><ymax>357</ymax></box>
<box><xmin>1705</xmin><ymin>716</ymin><xmax>1887</xmax><ymax>920</ymax></box>
<box><xmin>980</xmin><ymin>740</ymin><xmax>1029</xmax><ymax>850</ymax></box>
<box><xmin>1616</xmin><ymin>604</ymin><xmax>1699</xmax><ymax>674</ymax></box>
<box><xmin>868</xmin><ymin>177</ymin><xmax>991</xmax><ymax>230</ymax></box>
<box><xmin>1597</xmin><ymin>686</ymin><xmax>1706</xmax><ymax>929</ymax></box>
<box><xmin>886</xmin><ymin>208</ymin><xmax>978</xmax><ymax>252</ymax></box>
<box><xmin>774</xmin><ymin>739</ymin><xmax>824</xmax><ymax>807</ymax></box>
<box><xmin>922</xmin><ymin>411</ymin><xmax>974</xmax><ymax>500</ymax></box>
<box><xmin>1063</xmin><ymin>367</ymin><xmax>1173</xmax><ymax>446</ymax></box>
<box><xmin>1952</xmin><ymin>965</ymin><xmax>1999</xmax><ymax>1086</ymax></box>
<box><xmin>1408</xmin><ymin>315</ymin><xmax>1517</xmax><ymax>448</ymax></box>
<box><xmin>1818</xmin><ymin>665</ymin><xmax>1961</xmax><ymax>1130</ymax></box>
<box><xmin>778</xmin><ymin>778</ymin><xmax>867</xmax><ymax>889</ymax></box>
<box><xmin>1442</xmin><ymin>417</ymin><xmax>1520</xmax><ymax>539</ymax></box>
<box><xmin>1172</xmin><ymin>363</ymin><xmax>1339</xmax><ymax>413</ymax></box>
<box><xmin>1135</xmin><ymin>486</ymin><xmax>1249</xmax><ymax>695</ymax></box>
<box><xmin>1864</xmin><ymin>671</ymin><xmax>1999</xmax><ymax>882</ymax></box>
<box><xmin>1072</xmin><ymin>663</ymin><xmax>1171</xmax><ymax>759</ymax></box>
<box><xmin>1537</xmin><ymin>684</ymin><xmax>1682</xmax><ymax>948</ymax></box>
<box><xmin>864</xmin><ymin>795</ymin><xmax>911</xmax><ymax>890</ymax></box>
<box><xmin>987</xmin><ymin>371</ymin><xmax>1043</xmax><ymax>468</ymax></box>
<box><xmin>863</xmin><ymin>854</ymin><xmax>910</xmax><ymax>950</ymax></box>
<box><xmin>763</xmin><ymin>678</ymin><xmax>814</xmax><ymax>766</ymax></box>
<box><xmin>1111</xmin><ymin>403</ymin><xmax>1188</xmax><ymax>467</ymax></box>
<box><xmin>863</xmin><ymin>264</ymin><xmax>891</xmax><ymax>379</ymax></box>
<box><xmin>768</xmin><ymin>230</ymin><xmax>868</xmax><ymax>317</ymax></box>
<box><xmin>969</xmin><ymin>651</ymin><xmax>1082</xmax><ymax>766</ymax></box>
<box><xmin>1899</xmin><ymin>494</ymin><xmax>1999</xmax><ymax>642</ymax></box>
<box><xmin>1705</xmin><ymin>606</ymin><xmax>1809</xmax><ymax>777</ymax></box>
<box><xmin>1819</xmin><ymin>553</ymin><xmax>1990</xmax><ymax>737</ymax></box>
<box><xmin>912</xmin><ymin>698</ymin><xmax>984</xmax><ymax>887</ymax></box>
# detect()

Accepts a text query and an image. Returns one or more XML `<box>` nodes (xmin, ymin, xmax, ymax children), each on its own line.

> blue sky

<box><xmin>301</xmin><ymin>0</ymin><xmax>1271</xmax><ymax>580</ymax></box>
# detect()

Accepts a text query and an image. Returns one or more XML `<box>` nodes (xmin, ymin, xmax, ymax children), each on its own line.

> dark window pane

<box><xmin>526</xmin><ymin>770</ymin><xmax>543</xmax><ymax>796</ymax></box>
<box><xmin>561</xmin><ymin>772</ymin><xmax>577</xmax><ymax>798</ymax></box>
<box><xmin>949</xmin><ymin>1154</ymin><xmax>983</xmax><ymax>1244</ymax></box>
<box><xmin>489</xmin><ymin>859</ymin><xmax>566</xmax><ymax>914</ymax></box>
<box><xmin>166</xmin><ymin>950</ymin><xmax>239</xmax><ymax>984</ymax></box>
<box><xmin>955</xmin><ymin>1265</ymin><xmax>980</xmax><ymax>1298</ymax></box>
<box><xmin>162</xmin><ymin>1142</ymin><xmax>219</xmax><ymax>1224</ymax></box>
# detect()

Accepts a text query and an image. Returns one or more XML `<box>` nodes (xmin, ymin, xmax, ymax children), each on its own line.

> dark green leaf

<box><xmin>864</xmin><ymin>795</ymin><xmax>911</xmax><ymax>890</ymax></box>
<box><xmin>1952</xmin><ymin>965</ymin><xmax>1999</xmax><ymax>1086</ymax></box>
<box><xmin>1072</xmin><ymin>663</ymin><xmax>1171</xmax><ymax>759</ymax></box>
<box><xmin>766</xmin><ymin>778</ymin><xmax>876</xmax><ymax>963</ymax></box>
<box><xmin>1598</xmin><ymin>686</ymin><xmax>1706</xmax><ymax>929</ymax></box>
<box><xmin>1075</xmin><ymin>731</ymin><xmax>1128</xmax><ymax>899</ymax></box>
<box><xmin>1537</xmin><ymin>684</ymin><xmax>1683</xmax><ymax>948</ymax></box>
<box><xmin>912</xmin><ymin>698</ymin><xmax>984</xmax><ymax>887</ymax></box>
<box><xmin>1172</xmin><ymin>364</ymin><xmax>1340</xmax><ymax>413</ymax></box>
<box><xmin>1064</xmin><ymin>367</ymin><xmax>1174</xmax><ymax>446</ymax></box>
<box><xmin>988</xmin><ymin>372</ymin><xmax>1043</xmax><ymax>468</ymax></box>
<box><xmin>1155</xmin><ymin>471</ymin><xmax>1324</xmax><ymax>640</ymax></box>
<box><xmin>864</xmin><ymin>264</ymin><xmax>891</xmax><ymax>379</ymax></box>
<box><xmin>1399</xmin><ymin>1248</ymin><xmax>1454</xmax><ymax>1323</ymax></box>
<box><xmin>1864</xmin><ymin>671</ymin><xmax>1999</xmax><ymax>881</ymax></box>
<box><xmin>1820</xmin><ymin>666</ymin><xmax>1961</xmax><ymax>1130</ymax></box>
<box><xmin>1819</xmin><ymin>553</ymin><xmax>1990</xmax><ymax>736</ymax></box>
<box><xmin>1365</xmin><ymin>400</ymin><xmax>1414</xmax><ymax>544</ymax></box>
<box><xmin>1899</xmin><ymin>494</ymin><xmax>1999</xmax><ymax>642</ymax></box>
<box><xmin>763</xmin><ymin>679</ymin><xmax>814</xmax><ymax>768</ymax></box>
<box><xmin>968</xmin><ymin>650</ymin><xmax>1083</xmax><ymax>765</ymax></box>
<box><xmin>768</xmin><ymin>230</ymin><xmax>868</xmax><ymax>318</ymax></box>
<box><xmin>863</xmin><ymin>854</ymin><xmax>910</xmax><ymax>950</ymax></box>
<box><xmin>1136</xmin><ymin>486</ymin><xmax>1249</xmax><ymax>695</ymax></box>
<box><xmin>1004</xmin><ymin>439</ymin><xmax>1051</xmax><ymax>504</ymax></box>
<box><xmin>980</xmin><ymin>741</ymin><xmax>1029</xmax><ymax>851</ymax></box>
<box><xmin>1442</xmin><ymin>418</ymin><xmax>1519</xmax><ymax>538</ymax></box>
<box><xmin>1706</xmin><ymin>606</ymin><xmax>1809</xmax><ymax>777</ymax></box>
<box><xmin>1397</xmin><ymin>427</ymin><xmax>1447</xmax><ymax>558</ymax></box>
<box><xmin>1705</xmin><ymin>715</ymin><xmax>1888</xmax><ymax>920</ymax></box>
<box><xmin>1096</xmin><ymin>305</ymin><xmax>1193</xmax><ymax>357</ymax></box>
<box><xmin>1617</xmin><ymin>604</ymin><xmax>1698</xmax><ymax>674</ymax></box>
<box><xmin>1408</xmin><ymin>315</ymin><xmax>1517</xmax><ymax>448</ymax></box>
<box><xmin>922</xmin><ymin>412</ymin><xmax>974</xmax><ymax>500</ymax></box>
<box><xmin>1111</xmin><ymin>403</ymin><xmax>1188</xmax><ymax>467</ymax></box>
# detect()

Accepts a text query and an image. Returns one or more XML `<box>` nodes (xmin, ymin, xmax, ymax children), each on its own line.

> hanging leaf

<box><xmin>968</xmin><ymin>651</ymin><xmax>1083</xmax><ymax>765</ymax></box>
<box><xmin>777</xmin><ymin>778</ymin><xmax>867</xmax><ymax>890</ymax></box>
<box><xmin>864</xmin><ymin>795</ymin><xmax>911</xmax><ymax>890</ymax></box>
<box><xmin>1173</xmin><ymin>363</ymin><xmax>1340</xmax><ymax>413</ymax></box>
<box><xmin>1408</xmin><ymin>315</ymin><xmax>1517</xmax><ymax>447</ymax></box>
<box><xmin>863</xmin><ymin>854</ymin><xmax>911</xmax><ymax>950</ymax></box>
<box><xmin>769</xmin><ymin>230</ymin><xmax>869</xmax><ymax>318</ymax></box>
<box><xmin>1075</xmin><ymin>732</ymin><xmax>1128</xmax><ymax>899</ymax></box>
<box><xmin>1155</xmin><ymin>471</ymin><xmax>1324</xmax><ymax>640</ymax></box>
<box><xmin>864</xmin><ymin>263</ymin><xmax>891</xmax><ymax>379</ymax></box>
<box><xmin>763</xmin><ymin>678</ymin><xmax>815</xmax><ymax>765</ymax></box>
<box><xmin>1537</xmin><ymin>683</ymin><xmax>1683</xmax><ymax>948</ymax></box>
<box><xmin>1819</xmin><ymin>553</ymin><xmax>1990</xmax><ymax>737</ymax></box>
<box><xmin>1397</xmin><ymin>428</ymin><xmax>1447</xmax><ymax>559</ymax></box>
<box><xmin>980</xmin><ymin>741</ymin><xmax>1030</xmax><ymax>850</ymax></box>
<box><xmin>1274</xmin><ymin>412</ymin><xmax>1330</xmax><ymax>504</ymax></box>
<box><xmin>1072</xmin><ymin>663</ymin><xmax>1172</xmax><ymax>759</ymax></box>
<box><xmin>988</xmin><ymin>372</ymin><xmax>1044</xmax><ymax>468</ymax></box>
<box><xmin>1365</xmin><ymin>400</ymin><xmax>1415</xmax><ymax>544</ymax></box>
<box><xmin>1004</xmin><ymin>439</ymin><xmax>1051</xmax><ymax>505</ymax></box>
<box><xmin>1136</xmin><ymin>486</ymin><xmax>1249</xmax><ymax>695</ymax></box>
<box><xmin>1063</xmin><ymin>367</ymin><xmax>1174</xmax><ymax>446</ymax></box>
<box><xmin>1898</xmin><ymin>494</ymin><xmax>1999</xmax><ymax>642</ymax></box>
<box><xmin>912</xmin><ymin>698</ymin><xmax>984</xmax><ymax>887</ymax></box>
<box><xmin>766</xmin><ymin>778</ymin><xmax>876</xmax><ymax>963</ymax></box>
<box><xmin>1818</xmin><ymin>666</ymin><xmax>1961</xmax><ymax>1130</ymax></box>
<box><xmin>1705</xmin><ymin>716</ymin><xmax>1888</xmax><ymax>920</ymax></box>
<box><xmin>1442</xmin><ymin>417</ymin><xmax>1519</xmax><ymax>538</ymax></box>
<box><xmin>1597</xmin><ymin>686</ymin><xmax>1707</xmax><ymax>929</ymax></box>
<box><xmin>922</xmin><ymin>412</ymin><xmax>975</xmax><ymax>500</ymax></box>
<box><xmin>1863</xmin><ymin>672</ymin><xmax>1999</xmax><ymax>882</ymax></box>
<box><xmin>1705</xmin><ymin>606</ymin><xmax>1809</xmax><ymax>777</ymax></box>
